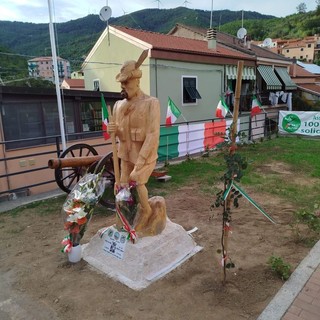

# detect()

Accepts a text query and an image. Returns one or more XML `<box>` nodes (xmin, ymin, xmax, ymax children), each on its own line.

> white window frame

<box><xmin>181</xmin><ymin>75</ymin><xmax>201</xmax><ymax>106</ymax></box>
<box><xmin>93</xmin><ymin>79</ymin><xmax>100</xmax><ymax>91</ymax></box>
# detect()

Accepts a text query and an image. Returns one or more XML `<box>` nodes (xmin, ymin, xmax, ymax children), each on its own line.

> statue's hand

<box><xmin>129</xmin><ymin>158</ymin><xmax>145</xmax><ymax>181</ymax></box>
<box><xmin>135</xmin><ymin>157</ymin><xmax>145</xmax><ymax>171</ymax></box>
<box><xmin>107</xmin><ymin>122</ymin><xmax>117</xmax><ymax>134</ymax></box>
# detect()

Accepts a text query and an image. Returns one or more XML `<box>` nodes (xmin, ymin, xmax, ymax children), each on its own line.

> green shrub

<box><xmin>268</xmin><ymin>255</ymin><xmax>292</xmax><ymax>280</ymax></box>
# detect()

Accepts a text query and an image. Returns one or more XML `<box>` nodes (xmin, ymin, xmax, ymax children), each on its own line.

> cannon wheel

<box><xmin>55</xmin><ymin>143</ymin><xmax>98</xmax><ymax>193</ymax></box>
<box><xmin>88</xmin><ymin>152</ymin><xmax>117</xmax><ymax>208</ymax></box>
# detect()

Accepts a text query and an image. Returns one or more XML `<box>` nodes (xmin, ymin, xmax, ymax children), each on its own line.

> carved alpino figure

<box><xmin>108</xmin><ymin>52</ymin><xmax>167</xmax><ymax>237</ymax></box>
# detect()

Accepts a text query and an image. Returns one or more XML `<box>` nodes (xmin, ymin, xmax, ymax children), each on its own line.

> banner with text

<box><xmin>279</xmin><ymin>111</ymin><xmax>320</xmax><ymax>136</ymax></box>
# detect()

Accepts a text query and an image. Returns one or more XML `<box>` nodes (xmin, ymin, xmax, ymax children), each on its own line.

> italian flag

<box><xmin>215</xmin><ymin>99</ymin><xmax>229</xmax><ymax>118</ymax></box>
<box><xmin>166</xmin><ymin>97</ymin><xmax>181</xmax><ymax>126</ymax></box>
<box><xmin>251</xmin><ymin>95</ymin><xmax>262</xmax><ymax>117</ymax></box>
<box><xmin>101</xmin><ymin>93</ymin><xmax>110</xmax><ymax>140</ymax></box>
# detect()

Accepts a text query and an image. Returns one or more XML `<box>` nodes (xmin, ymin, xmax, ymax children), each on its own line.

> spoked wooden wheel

<box><xmin>55</xmin><ymin>143</ymin><xmax>98</xmax><ymax>193</ymax></box>
<box><xmin>88</xmin><ymin>152</ymin><xmax>117</xmax><ymax>208</ymax></box>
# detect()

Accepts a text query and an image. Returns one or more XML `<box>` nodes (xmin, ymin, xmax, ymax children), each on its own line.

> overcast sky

<box><xmin>0</xmin><ymin>0</ymin><xmax>317</xmax><ymax>23</ymax></box>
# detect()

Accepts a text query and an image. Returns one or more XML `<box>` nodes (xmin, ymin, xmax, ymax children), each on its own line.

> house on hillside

<box><xmin>71</xmin><ymin>71</ymin><xmax>84</xmax><ymax>79</ymax></box>
<box><xmin>82</xmin><ymin>25</ymin><xmax>256</xmax><ymax>125</ymax></box>
<box><xmin>28</xmin><ymin>56</ymin><xmax>71</xmax><ymax>83</ymax></box>
<box><xmin>253</xmin><ymin>35</ymin><xmax>320</xmax><ymax>63</ymax></box>
<box><xmin>290</xmin><ymin>61</ymin><xmax>320</xmax><ymax>104</ymax></box>
<box><xmin>168</xmin><ymin>23</ymin><xmax>297</xmax><ymax>110</ymax></box>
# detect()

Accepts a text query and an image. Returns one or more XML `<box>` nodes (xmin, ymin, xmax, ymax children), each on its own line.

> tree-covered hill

<box><xmin>0</xmin><ymin>7</ymin><xmax>276</xmax><ymax>70</ymax></box>
<box><xmin>220</xmin><ymin>8</ymin><xmax>320</xmax><ymax>40</ymax></box>
<box><xmin>0</xmin><ymin>5</ymin><xmax>319</xmax><ymax>79</ymax></box>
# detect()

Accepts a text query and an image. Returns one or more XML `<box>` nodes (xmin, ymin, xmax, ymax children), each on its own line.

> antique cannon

<box><xmin>48</xmin><ymin>143</ymin><xmax>167</xmax><ymax>208</ymax></box>
<box><xmin>48</xmin><ymin>143</ymin><xmax>116</xmax><ymax>208</ymax></box>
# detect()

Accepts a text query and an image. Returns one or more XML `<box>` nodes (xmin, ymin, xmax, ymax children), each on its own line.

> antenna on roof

<box><xmin>237</xmin><ymin>27</ymin><xmax>247</xmax><ymax>40</ymax></box>
<box><xmin>208</xmin><ymin>0</ymin><xmax>217</xmax><ymax>50</ymax></box>
<box><xmin>99</xmin><ymin>6</ymin><xmax>112</xmax><ymax>46</ymax></box>
<box><xmin>241</xmin><ymin>10</ymin><xmax>244</xmax><ymax>28</ymax></box>
<box><xmin>210</xmin><ymin>0</ymin><xmax>213</xmax><ymax>28</ymax></box>
<box><xmin>262</xmin><ymin>38</ymin><xmax>273</xmax><ymax>48</ymax></box>
<box><xmin>99</xmin><ymin>6</ymin><xmax>112</xmax><ymax>22</ymax></box>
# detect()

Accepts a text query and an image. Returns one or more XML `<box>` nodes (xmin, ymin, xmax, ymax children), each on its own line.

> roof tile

<box><xmin>113</xmin><ymin>26</ymin><xmax>253</xmax><ymax>60</ymax></box>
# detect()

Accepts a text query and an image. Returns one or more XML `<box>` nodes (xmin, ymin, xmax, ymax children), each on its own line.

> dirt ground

<box><xmin>0</xmin><ymin>163</ymin><xmax>312</xmax><ymax>320</ymax></box>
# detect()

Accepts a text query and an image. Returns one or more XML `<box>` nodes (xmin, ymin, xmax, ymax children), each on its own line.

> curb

<box><xmin>0</xmin><ymin>189</ymin><xmax>65</xmax><ymax>213</ymax></box>
<box><xmin>257</xmin><ymin>240</ymin><xmax>320</xmax><ymax>319</ymax></box>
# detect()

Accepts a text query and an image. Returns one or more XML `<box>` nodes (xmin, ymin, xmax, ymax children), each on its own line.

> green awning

<box><xmin>275</xmin><ymin>67</ymin><xmax>297</xmax><ymax>90</ymax></box>
<box><xmin>243</xmin><ymin>67</ymin><xmax>256</xmax><ymax>80</ymax></box>
<box><xmin>257</xmin><ymin>65</ymin><xmax>282</xmax><ymax>90</ymax></box>
<box><xmin>226</xmin><ymin>65</ymin><xmax>256</xmax><ymax>80</ymax></box>
<box><xmin>226</xmin><ymin>65</ymin><xmax>237</xmax><ymax>80</ymax></box>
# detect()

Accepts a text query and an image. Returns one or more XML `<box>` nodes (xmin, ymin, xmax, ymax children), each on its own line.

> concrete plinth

<box><xmin>82</xmin><ymin>219</ymin><xmax>202</xmax><ymax>290</ymax></box>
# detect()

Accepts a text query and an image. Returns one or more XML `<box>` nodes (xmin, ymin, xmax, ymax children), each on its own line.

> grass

<box><xmin>148</xmin><ymin>136</ymin><xmax>320</xmax><ymax>210</ymax></box>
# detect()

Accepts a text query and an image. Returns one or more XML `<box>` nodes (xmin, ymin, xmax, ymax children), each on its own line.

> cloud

<box><xmin>0</xmin><ymin>0</ymin><xmax>317</xmax><ymax>23</ymax></box>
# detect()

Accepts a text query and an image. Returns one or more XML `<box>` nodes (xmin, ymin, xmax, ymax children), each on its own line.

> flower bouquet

<box><xmin>61</xmin><ymin>170</ymin><xmax>106</xmax><ymax>261</ymax></box>
<box><xmin>113</xmin><ymin>182</ymin><xmax>139</xmax><ymax>243</ymax></box>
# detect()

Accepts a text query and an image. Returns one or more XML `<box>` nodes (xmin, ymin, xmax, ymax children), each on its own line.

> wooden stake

<box><xmin>107</xmin><ymin>105</ymin><xmax>120</xmax><ymax>188</ymax></box>
<box><xmin>222</xmin><ymin>60</ymin><xmax>244</xmax><ymax>283</ymax></box>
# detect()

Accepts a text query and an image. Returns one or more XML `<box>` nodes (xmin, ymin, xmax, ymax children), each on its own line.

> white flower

<box><xmin>66</xmin><ymin>206</ymin><xmax>88</xmax><ymax>222</ymax></box>
<box><xmin>72</xmin><ymin>206</ymin><xmax>88</xmax><ymax>219</ymax></box>
<box><xmin>74</xmin><ymin>189</ymin><xmax>82</xmax><ymax>198</ymax></box>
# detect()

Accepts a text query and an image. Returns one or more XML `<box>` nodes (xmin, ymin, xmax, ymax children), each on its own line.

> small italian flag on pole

<box><xmin>166</xmin><ymin>97</ymin><xmax>181</xmax><ymax>126</ymax></box>
<box><xmin>101</xmin><ymin>93</ymin><xmax>110</xmax><ymax>140</ymax></box>
<box><xmin>251</xmin><ymin>95</ymin><xmax>262</xmax><ymax>117</ymax></box>
<box><xmin>215</xmin><ymin>98</ymin><xmax>229</xmax><ymax>119</ymax></box>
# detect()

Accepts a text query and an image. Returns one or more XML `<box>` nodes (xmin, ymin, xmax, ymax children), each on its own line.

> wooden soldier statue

<box><xmin>108</xmin><ymin>51</ymin><xmax>166</xmax><ymax>237</ymax></box>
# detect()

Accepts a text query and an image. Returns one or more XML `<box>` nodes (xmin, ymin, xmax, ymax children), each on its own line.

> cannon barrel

<box><xmin>48</xmin><ymin>155</ymin><xmax>103</xmax><ymax>169</ymax></box>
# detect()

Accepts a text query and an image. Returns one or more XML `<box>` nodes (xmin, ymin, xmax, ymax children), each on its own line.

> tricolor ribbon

<box><xmin>98</xmin><ymin>227</ymin><xmax>110</xmax><ymax>238</ymax></box>
<box><xmin>61</xmin><ymin>236</ymin><xmax>72</xmax><ymax>253</ymax></box>
<box><xmin>233</xmin><ymin>182</ymin><xmax>277</xmax><ymax>224</ymax></box>
<box><xmin>221</xmin><ymin>252</ymin><xmax>227</xmax><ymax>267</ymax></box>
<box><xmin>223</xmin><ymin>182</ymin><xmax>233</xmax><ymax>200</ymax></box>
<box><xmin>115</xmin><ymin>204</ymin><xmax>137</xmax><ymax>243</ymax></box>
<box><xmin>223</xmin><ymin>181</ymin><xmax>276</xmax><ymax>224</ymax></box>
<box><xmin>224</xmin><ymin>221</ymin><xmax>232</xmax><ymax>233</ymax></box>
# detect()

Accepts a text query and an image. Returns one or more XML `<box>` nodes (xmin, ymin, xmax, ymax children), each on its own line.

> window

<box><xmin>2</xmin><ymin>103</ymin><xmax>45</xmax><ymax>149</ymax></box>
<box><xmin>182</xmin><ymin>76</ymin><xmax>201</xmax><ymax>104</ymax></box>
<box><xmin>2</xmin><ymin>99</ymin><xmax>106</xmax><ymax>150</ymax></box>
<box><xmin>308</xmin><ymin>44</ymin><xmax>312</xmax><ymax>48</ymax></box>
<box><xmin>301</xmin><ymin>48</ymin><xmax>304</xmax><ymax>51</ymax></box>
<box><xmin>286</xmin><ymin>49</ymin><xmax>290</xmax><ymax>53</ymax></box>
<box><xmin>80</xmin><ymin>102</ymin><xmax>102</xmax><ymax>132</ymax></box>
<box><xmin>93</xmin><ymin>79</ymin><xmax>100</xmax><ymax>91</ymax></box>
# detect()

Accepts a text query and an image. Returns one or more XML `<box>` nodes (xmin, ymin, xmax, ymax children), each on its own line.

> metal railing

<box><xmin>0</xmin><ymin>111</ymin><xmax>280</xmax><ymax>200</ymax></box>
<box><xmin>0</xmin><ymin>131</ymin><xmax>111</xmax><ymax>198</ymax></box>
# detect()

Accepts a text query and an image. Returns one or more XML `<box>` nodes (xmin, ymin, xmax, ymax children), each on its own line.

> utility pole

<box><xmin>47</xmin><ymin>0</ymin><xmax>67</xmax><ymax>151</ymax></box>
